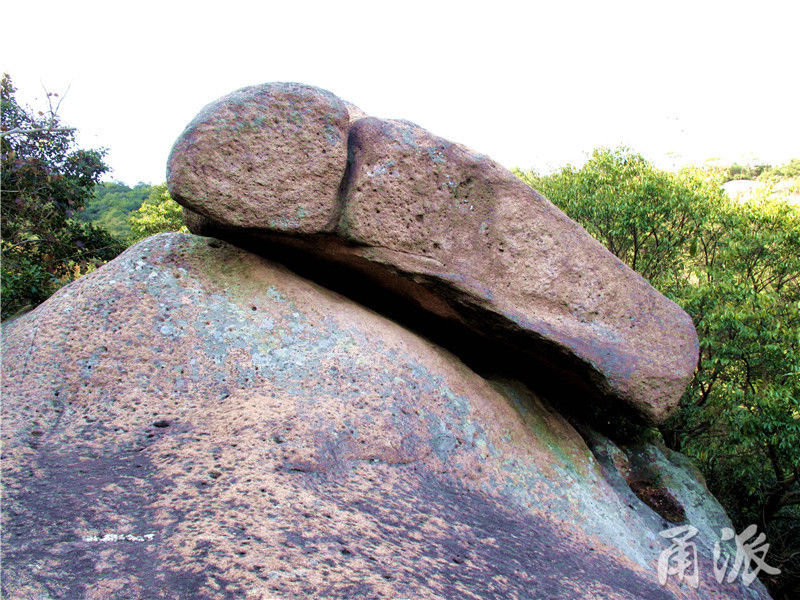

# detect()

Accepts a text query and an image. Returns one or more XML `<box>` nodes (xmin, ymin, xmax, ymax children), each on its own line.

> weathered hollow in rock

<box><xmin>182</xmin><ymin>216</ymin><xmax>675</xmax><ymax>434</ymax></box>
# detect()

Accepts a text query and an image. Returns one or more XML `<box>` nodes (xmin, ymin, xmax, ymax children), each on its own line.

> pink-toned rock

<box><xmin>335</xmin><ymin>118</ymin><xmax>699</xmax><ymax>424</ymax></box>
<box><xmin>343</xmin><ymin>100</ymin><xmax>368</xmax><ymax>123</ymax></box>
<box><xmin>167</xmin><ymin>82</ymin><xmax>349</xmax><ymax>232</ymax></box>
<box><xmin>167</xmin><ymin>84</ymin><xmax>699</xmax><ymax>424</ymax></box>
<box><xmin>0</xmin><ymin>233</ymin><xmax>766</xmax><ymax>600</ymax></box>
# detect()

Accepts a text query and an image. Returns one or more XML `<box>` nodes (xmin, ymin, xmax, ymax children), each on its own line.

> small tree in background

<box><xmin>1</xmin><ymin>74</ymin><xmax>124</xmax><ymax>319</ymax></box>
<box><xmin>129</xmin><ymin>183</ymin><xmax>188</xmax><ymax>240</ymax></box>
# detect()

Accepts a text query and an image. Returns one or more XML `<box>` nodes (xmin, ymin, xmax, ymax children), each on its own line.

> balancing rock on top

<box><xmin>167</xmin><ymin>83</ymin><xmax>699</xmax><ymax>425</ymax></box>
<box><xmin>168</xmin><ymin>82</ymin><xmax>350</xmax><ymax>232</ymax></box>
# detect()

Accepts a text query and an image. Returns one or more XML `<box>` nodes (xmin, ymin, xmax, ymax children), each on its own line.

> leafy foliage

<box><xmin>517</xmin><ymin>149</ymin><xmax>800</xmax><ymax>597</ymax></box>
<box><xmin>129</xmin><ymin>184</ymin><xmax>187</xmax><ymax>240</ymax></box>
<box><xmin>708</xmin><ymin>158</ymin><xmax>800</xmax><ymax>183</ymax></box>
<box><xmin>1</xmin><ymin>74</ymin><xmax>124</xmax><ymax>319</ymax></box>
<box><xmin>764</xmin><ymin>158</ymin><xmax>800</xmax><ymax>180</ymax></box>
<box><xmin>79</xmin><ymin>181</ymin><xmax>154</xmax><ymax>238</ymax></box>
<box><xmin>720</xmin><ymin>162</ymin><xmax>771</xmax><ymax>181</ymax></box>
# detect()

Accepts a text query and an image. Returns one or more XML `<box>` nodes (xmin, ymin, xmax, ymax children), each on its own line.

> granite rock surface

<box><xmin>1</xmin><ymin>234</ymin><xmax>767</xmax><ymax>600</ymax></box>
<box><xmin>167</xmin><ymin>82</ymin><xmax>349</xmax><ymax>232</ymax></box>
<box><xmin>167</xmin><ymin>83</ymin><xmax>699</xmax><ymax>424</ymax></box>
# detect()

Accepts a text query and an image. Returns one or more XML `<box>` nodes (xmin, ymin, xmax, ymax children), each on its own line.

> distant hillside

<box><xmin>703</xmin><ymin>158</ymin><xmax>799</xmax><ymax>207</ymax></box>
<box><xmin>722</xmin><ymin>177</ymin><xmax>800</xmax><ymax>206</ymax></box>
<box><xmin>715</xmin><ymin>158</ymin><xmax>800</xmax><ymax>182</ymax></box>
<box><xmin>78</xmin><ymin>182</ymin><xmax>155</xmax><ymax>238</ymax></box>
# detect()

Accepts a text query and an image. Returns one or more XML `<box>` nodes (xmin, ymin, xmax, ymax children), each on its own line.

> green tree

<box><xmin>129</xmin><ymin>183</ymin><xmax>187</xmax><ymax>240</ymax></box>
<box><xmin>761</xmin><ymin>158</ymin><xmax>800</xmax><ymax>181</ymax></box>
<box><xmin>1</xmin><ymin>74</ymin><xmax>124</xmax><ymax>319</ymax></box>
<box><xmin>80</xmin><ymin>181</ymin><xmax>154</xmax><ymax>238</ymax></box>
<box><xmin>517</xmin><ymin>149</ymin><xmax>800</xmax><ymax>597</ymax></box>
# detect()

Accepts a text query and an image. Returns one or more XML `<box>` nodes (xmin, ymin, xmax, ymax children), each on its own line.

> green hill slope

<box><xmin>78</xmin><ymin>182</ymin><xmax>154</xmax><ymax>238</ymax></box>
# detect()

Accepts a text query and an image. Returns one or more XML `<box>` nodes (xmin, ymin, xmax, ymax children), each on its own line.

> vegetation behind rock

<box><xmin>1</xmin><ymin>74</ymin><xmax>124</xmax><ymax>319</ymax></box>
<box><xmin>516</xmin><ymin>149</ymin><xmax>800</xmax><ymax>597</ymax></box>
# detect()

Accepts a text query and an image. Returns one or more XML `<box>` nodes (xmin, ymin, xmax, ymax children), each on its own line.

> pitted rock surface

<box><xmin>167</xmin><ymin>82</ymin><xmax>698</xmax><ymax>424</ymax></box>
<box><xmin>337</xmin><ymin>117</ymin><xmax>698</xmax><ymax>424</ymax></box>
<box><xmin>1</xmin><ymin>234</ymin><xmax>767</xmax><ymax>600</ymax></box>
<box><xmin>167</xmin><ymin>82</ymin><xmax>349</xmax><ymax>232</ymax></box>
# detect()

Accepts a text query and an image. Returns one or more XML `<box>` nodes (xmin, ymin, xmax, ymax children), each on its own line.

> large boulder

<box><xmin>167</xmin><ymin>82</ymin><xmax>350</xmax><ymax>232</ymax></box>
<box><xmin>167</xmin><ymin>83</ymin><xmax>698</xmax><ymax>425</ymax></box>
<box><xmin>336</xmin><ymin>117</ymin><xmax>698</xmax><ymax>424</ymax></box>
<box><xmin>1</xmin><ymin>234</ymin><xmax>768</xmax><ymax>600</ymax></box>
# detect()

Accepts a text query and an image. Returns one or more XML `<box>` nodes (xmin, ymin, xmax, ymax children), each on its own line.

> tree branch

<box><xmin>1</xmin><ymin>125</ymin><xmax>75</xmax><ymax>139</ymax></box>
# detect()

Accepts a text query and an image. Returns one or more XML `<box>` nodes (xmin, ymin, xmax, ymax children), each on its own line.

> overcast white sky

<box><xmin>4</xmin><ymin>0</ymin><xmax>798</xmax><ymax>185</ymax></box>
